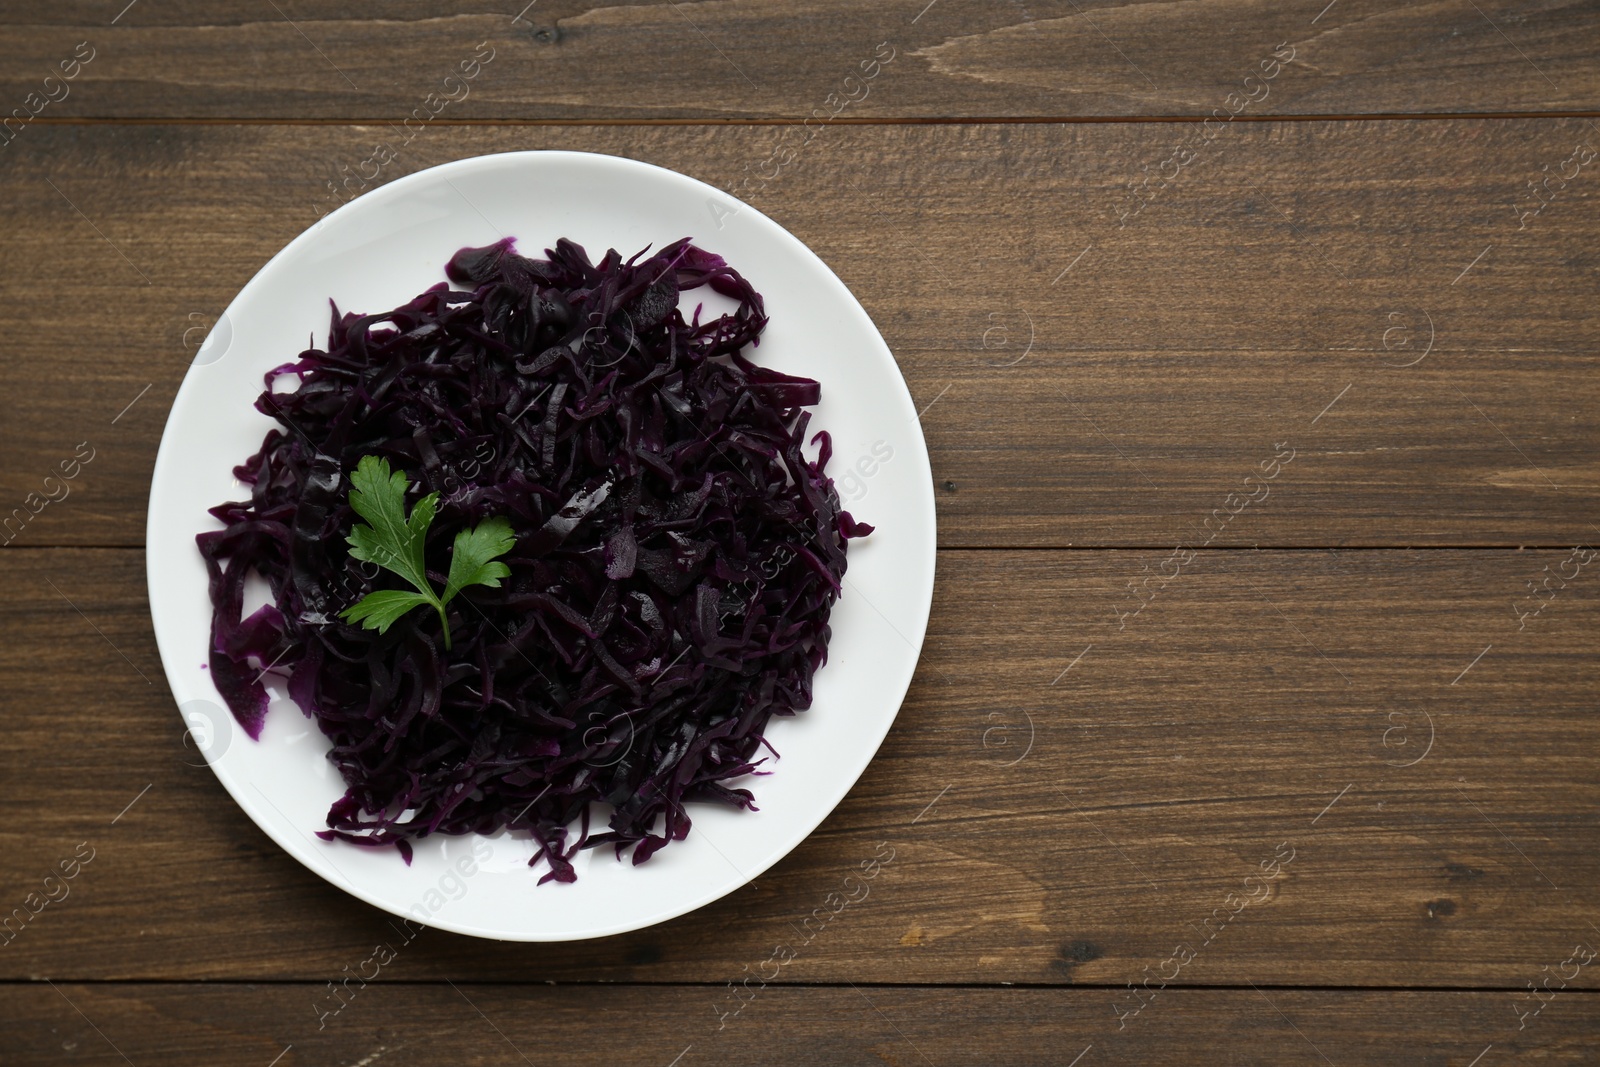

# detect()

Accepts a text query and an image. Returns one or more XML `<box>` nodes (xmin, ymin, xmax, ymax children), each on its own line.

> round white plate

<box><xmin>147</xmin><ymin>150</ymin><xmax>936</xmax><ymax>941</ymax></box>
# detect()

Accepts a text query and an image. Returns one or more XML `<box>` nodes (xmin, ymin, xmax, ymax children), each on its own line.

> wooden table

<box><xmin>4</xmin><ymin>2</ymin><xmax>1599</xmax><ymax>1063</ymax></box>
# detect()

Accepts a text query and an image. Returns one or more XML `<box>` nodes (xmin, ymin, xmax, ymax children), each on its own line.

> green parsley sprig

<box><xmin>338</xmin><ymin>455</ymin><xmax>515</xmax><ymax>650</ymax></box>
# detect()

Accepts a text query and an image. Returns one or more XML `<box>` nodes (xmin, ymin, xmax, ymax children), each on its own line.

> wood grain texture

<box><xmin>1</xmin><ymin>0</ymin><xmax>1599</xmax><ymax>120</ymax></box>
<box><xmin>1</xmin><ymin>120</ymin><xmax>1597</xmax><ymax>549</ymax></box>
<box><xmin>3</xmin><ymin>548</ymin><xmax>1596</xmax><ymax>985</ymax></box>
<box><xmin>3</xmin><ymin>0</ymin><xmax>1597</xmax><ymax>1058</ymax></box>
<box><xmin>7</xmin><ymin>984</ymin><xmax>1600</xmax><ymax>1065</ymax></box>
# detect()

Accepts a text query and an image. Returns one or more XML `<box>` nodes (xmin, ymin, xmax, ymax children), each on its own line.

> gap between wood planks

<box><xmin>4</xmin><ymin>979</ymin><xmax>1600</xmax><ymax>993</ymax></box>
<box><xmin>20</xmin><ymin>110</ymin><xmax>1600</xmax><ymax>127</ymax></box>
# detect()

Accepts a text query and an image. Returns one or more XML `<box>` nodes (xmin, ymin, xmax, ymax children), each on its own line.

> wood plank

<box><xmin>1</xmin><ymin>119</ymin><xmax>1597</xmax><ymax>548</ymax></box>
<box><xmin>2</xmin><ymin>1</ymin><xmax>1599</xmax><ymax>120</ymax></box>
<box><xmin>6</xmin><ymin>984</ymin><xmax>1599</xmax><ymax>1065</ymax></box>
<box><xmin>3</xmin><ymin>548</ymin><xmax>1597</xmax><ymax>985</ymax></box>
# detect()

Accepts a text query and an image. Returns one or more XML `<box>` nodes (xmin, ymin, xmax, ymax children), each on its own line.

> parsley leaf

<box><xmin>341</xmin><ymin>589</ymin><xmax>436</xmax><ymax>633</ymax></box>
<box><xmin>443</xmin><ymin>516</ymin><xmax>516</xmax><ymax>602</ymax></box>
<box><xmin>338</xmin><ymin>455</ymin><xmax>516</xmax><ymax>650</ymax></box>
<box><xmin>346</xmin><ymin>456</ymin><xmax>437</xmax><ymax>596</ymax></box>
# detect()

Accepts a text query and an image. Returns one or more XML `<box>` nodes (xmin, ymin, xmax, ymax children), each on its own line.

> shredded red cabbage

<box><xmin>198</xmin><ymin>237</ymin><xmax>872</xmax><ymax>882</ymax></box>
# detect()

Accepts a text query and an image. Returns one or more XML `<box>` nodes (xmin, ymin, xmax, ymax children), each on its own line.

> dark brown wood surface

<box><xmin>0</xmin><ymin>544</ymin><xmax>1593</xmax><ymax>984</ymax></box>
<box><xmin>9</xmin><ymin>985</ymin><xmax>1600</xmax><ymax>1066</ymax></box>
<box><xmin>3</xmin><ymin>1</ymin><xmax>1598</xmax><ymax>1063</ymax></box>
<box><xmin>3</xmin><ymin>548</ymin><xmax>1598</xmax><ymax>995</ymax></box>
<box><xmin>3</xmin><ymin>0</ymin><xmax>1600</xmax><ymax>119</ymax></box>
<box><xmin>3</xmin><ymin>120</ymin><xmax>1599</xmax><ymax>548</ymax></box>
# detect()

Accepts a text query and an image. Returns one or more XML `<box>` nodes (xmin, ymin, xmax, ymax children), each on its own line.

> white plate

<box><xmin>147</xmin><ymin>151</ymin><xmax>936</xmax><ymax>941</ymax></box>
